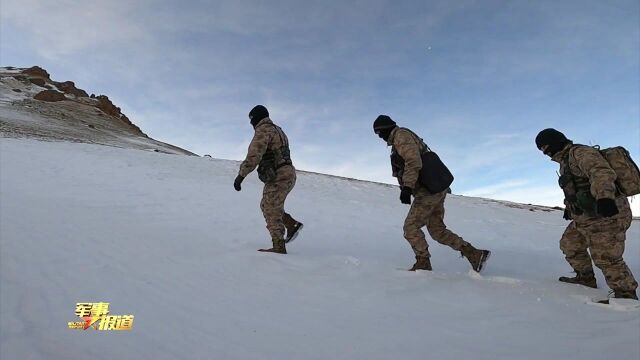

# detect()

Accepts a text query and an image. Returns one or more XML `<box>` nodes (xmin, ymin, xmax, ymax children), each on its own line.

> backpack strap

<box><xmin>399</xmin><ymin>127</ymin><xmax>430</xmax><ymax>153</ymax></box>
<box><xmin>562</xmin><ymin>144</ymin><xmax>600</xmax><ymax>199</ymax></box>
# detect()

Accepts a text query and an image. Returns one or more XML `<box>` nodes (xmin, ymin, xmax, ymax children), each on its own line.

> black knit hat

<box><xmin>249</xmin><ymin>105</ymin><xmax>269</xmax><ymax>125</ymax></box>
<box><xmin>373</xmin><ymin>115</ymin><xmax>396</xmax><ymax>132</ymax></box>
<box><xmin>535</xmin><ymin>128</ymin><xmax>570</xmax><ymax>156</ymax></box>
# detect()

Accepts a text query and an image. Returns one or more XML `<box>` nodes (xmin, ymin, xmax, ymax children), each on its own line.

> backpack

<box><xmin>395</xmin><ymin>128</ymin><xmax>454</xmax><ymax>193</ymax></box>
<box><xmin>598</xmin><ymin>146</ymin><xmax>640</xmax><ymax>196</ymax></box>
<box><xmin>420</xmin><ymin>151</ymin><xmax>455</xmax><ymax>193</ymax></box>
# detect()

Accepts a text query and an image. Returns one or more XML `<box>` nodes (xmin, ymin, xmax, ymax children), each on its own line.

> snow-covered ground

<box><xmin>1</xmin><ymin>138</ymin><xmax>639</xmax><ymax>360</ymax></box>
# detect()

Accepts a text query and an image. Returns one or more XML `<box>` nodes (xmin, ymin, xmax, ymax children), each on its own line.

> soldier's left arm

<box><xmin>573</xmin><ymin>146</ymin><xmax>617</xmax><ymax>199</ymax></box>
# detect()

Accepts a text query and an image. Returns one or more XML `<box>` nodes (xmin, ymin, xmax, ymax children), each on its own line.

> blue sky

<box><xmin>1</xmin><ymin>0</ymin><xmax>639</xmax><ymax>212</ymax></box>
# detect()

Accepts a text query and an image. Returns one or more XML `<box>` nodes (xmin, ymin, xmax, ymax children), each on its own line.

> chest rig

<box><xmin>257</xmin><ymin>124</ymin><xmax>292</xmax><ymax>183</ymax></box>
<box><xmin>558</xmin><ymin>146</ymin><xmax>596</xmax><ymax>216</ymax></box>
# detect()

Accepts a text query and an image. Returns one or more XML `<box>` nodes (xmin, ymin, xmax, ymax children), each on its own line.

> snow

<box><xmin>1</xmin><ymin>138</ymin><xmax>639</xmax><ymax>360</ymax></box>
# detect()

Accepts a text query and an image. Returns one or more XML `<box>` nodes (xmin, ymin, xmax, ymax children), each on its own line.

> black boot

<box><xmin>258</xmin><ymin>238</ymin><xmax>287</xmax><ymax>254</ymax></box>
<box><xmin>558</xmin><ymin>271</ymin><xmax>597</xmax><ymax>289</ymax></box>
<box><xmin>283</xmin><ymin>213</ymin><xmax>303</xmax><ymax>244</ymax></box>
<box><xmin>285</xmin><ymin>222</ymin><xmax>303</xmax><ymax>244</ymax></box>
<box><xmin>460</xmin><ymin>245</ymin><xmax>491</xmax><ymax>272</ymax></box>
<box><xmin>409</xmin><ymin>256</ymin><xmax>432</xmax><ymax>271</ymax></box>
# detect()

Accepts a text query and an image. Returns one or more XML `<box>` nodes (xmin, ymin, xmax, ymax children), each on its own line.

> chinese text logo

<box><xmin>68</xmin><ymin>302</ymin><xmax>134</xmax><ymax>331</ymax></box>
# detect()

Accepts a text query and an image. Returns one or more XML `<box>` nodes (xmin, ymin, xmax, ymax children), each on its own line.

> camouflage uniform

<box><xmin>388</xmin><ymin>127</ymin><xmax>470</xmax><ymax>258</ymax></box>
<box><xmin>239</xmin><ymin>118</ymin><xmax>297</xmax><ymax>243</ymax></box>
<box><xmin>553</xmin><ymin>143</ymin><xmax>638</xmax><ymax>293</ymax></box>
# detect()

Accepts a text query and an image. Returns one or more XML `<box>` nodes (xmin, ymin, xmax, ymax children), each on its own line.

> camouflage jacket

<box><xmin>238</xmin><ymin>118</ymin><xmax>291</xmax><ymax>178</ymax></box>
<box><xmin>552</xmin><ymin>143</ymin><xmax>626</xmax><ymax>218</ymax></box>
<box><xmin>387</xmin><ymin>127</ymin><xmax>425</xmax><ymax>188</ymax></box>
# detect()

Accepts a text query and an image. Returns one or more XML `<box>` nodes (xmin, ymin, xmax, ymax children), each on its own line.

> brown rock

<box><xmin>54</xmin><ymin>81</ymin><xmax>89</xmax><ymax>97</ymax></box>
<box><xmin>94</xmin><ymin>95</ymin><xmax>146</xmax><ymax>136</ymax></box>
<box><xmin>22</xmin><ymin>66</ymin><xmax>50</xmax><ymax>80</ymax></box>
<box><xmin>34</xmin><ymin>90</ymin><xmax>66</xmax><ymax>102</ymax></box>
<box><xmin>95</xmin><ymin>95</ymin><xmax>120</xmax><ymax>117</ymax></box>
<box><xmin>29</xmin><ymin>78</ymin><xmax>46</xmax><ymax>87</ymax></box>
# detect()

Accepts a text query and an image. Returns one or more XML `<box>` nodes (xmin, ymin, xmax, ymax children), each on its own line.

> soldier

<box><xmin>234</xmin><ymin>105</ymin><xmax>303</xmax><ymax>254</ymax></box>
<box><xmin>373</xmin><ymin>115</ymin><xmax>490</xmax><ymax>272</ymax></box>
<box><xmin>535</xmin><ymin>128</ymin><xmax>638</xmax><ymax>301</ymax></box>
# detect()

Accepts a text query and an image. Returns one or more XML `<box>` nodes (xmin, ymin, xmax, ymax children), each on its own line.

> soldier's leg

<box><xmin>260</xmin><ymin>170</ymin><xmax>295</xmax><ymax>242</ymax></box>
<box><xmin>280</xmin><ymin>169</ymin><xmax>302</xmax><ymax>242</ymax></box>
<box><xmin>559</xmin><ymin>221</ymin><xmax>594</xmax><ymax>274</ymax></box>
<box><xmin>586</xmin><ymin>216</ymin><xmax>638</xmax><ymax>293</ymax></box>
<box><xmin>402</xmin><ymin>190</ymin><xmax>431</xmax><ymax>258</ymax></box>
<box><xmin>425</xmin><ymin>191</ymin><xmax>469</xmax><ymax>251</ymax></box>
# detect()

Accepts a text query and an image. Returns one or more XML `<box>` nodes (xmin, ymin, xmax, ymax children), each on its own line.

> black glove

<box><xmin>563</xmin><ymin>208</ymin><xmax>571</xmax><ymax>221</ymax></box>
<box><xmin>596</xmin><ymin>198</ymin><xmax>618</xmax><ymax>218</ymax></box>
<box><xmin>233</xmin><ymin>175</ymin><xmax>244</xmax><ymax>191</ymax></box>
<box><xmin>400</xmin><ymin>186</ymin><xmax>413</xmax><ymax>205</ymax></box>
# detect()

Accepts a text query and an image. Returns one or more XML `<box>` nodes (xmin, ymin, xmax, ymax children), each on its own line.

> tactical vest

<box><xmin>390</xmin><ymin>128</ymin><xmax>426</xmax><ymax>185</ymax></box>
<box><xmin>257</xmin><ymin>124</ymin><xmax>292</xmax><ymax>183</ymax></box>
<box><xmin>558</xmin><ymin>145</ymin><xmax>596</xmax><ymax>216</ymax></box>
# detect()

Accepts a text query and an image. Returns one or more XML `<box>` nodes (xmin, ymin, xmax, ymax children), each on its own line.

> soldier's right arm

<box><xmin>238</xmin><ymin>126</ymin><xmax>272</xmax><ymax>177</ymax></box>
<box><xmin>572</xmin><ymin>146</ymin><xmax>617</xmax><ymax>200</ymax></box>
<box><xmin>393</xmin><ymin>130</ymin><xmax>422</xmax><ymax>188</ymax></box>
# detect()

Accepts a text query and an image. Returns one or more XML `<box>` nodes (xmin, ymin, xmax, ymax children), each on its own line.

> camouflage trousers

<box><xmin>560</xmin><ymin>200</ymin><xmax>637</xmax><ymax>292</ymax></box>
<box><xmin>260</xmin><ymin>165</ymin><xmax>296</xmax><ymax>242</ymax></box>
<box><xmin>403</xmin><ymin>187</ymin><xmax>469</xmax><ymax>258</ymax></box>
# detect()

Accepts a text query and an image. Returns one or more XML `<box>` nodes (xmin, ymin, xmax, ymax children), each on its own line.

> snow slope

<box><xmin>1</xmin><ymin>138</ymin><xmax>639</xmax><ymax>360</ymax></box>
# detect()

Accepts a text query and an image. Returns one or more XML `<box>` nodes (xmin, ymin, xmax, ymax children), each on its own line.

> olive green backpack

<box><xmin>597</xmin><ymin>146</ymin><xmax>640</xmax><ymax>196</ymax></box>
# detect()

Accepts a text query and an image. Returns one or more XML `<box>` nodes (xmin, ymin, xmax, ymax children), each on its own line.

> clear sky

<box><xmin>1</xmin><ymin>0</ymin><xmax>639</xmax><ymax>213</ymax></box>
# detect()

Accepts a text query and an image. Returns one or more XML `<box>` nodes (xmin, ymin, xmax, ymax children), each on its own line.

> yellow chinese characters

<box><xmin>69</xmin><ymin>302</ymin><xmax>134</xmax><ymax>331</ymax></box>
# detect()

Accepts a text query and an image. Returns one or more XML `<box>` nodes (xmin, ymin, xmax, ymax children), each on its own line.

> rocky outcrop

<box><xmin>119</xmin><ymin>113</ymin><xmax>145</xmax><ymax>135</ymax></box>
<box><xmin>22</xmin><ymin>66</ymin><xmax>50</xmax><ymax>80</ymax></box>
<box><xmin>6</xmin><ymin>66</ymin><xmax>154</xmax><ymax>139</ymax></box>
<box><xmin>22</xmin><ymin>66</ymin><xmax>88</xmax><ymax>97</ymax></box>
<box><xmin>94</xmin><ymin>95</ymin><xmax>146</xmax><ymax>136</ymax></box>
<box><xmin>54</xmin><ymin>81</ymin><xmax>89</xmax><ymax>97</ymax></box>
<box><xmin>34</xmin><ymin>90</ymin><xmax>66</xmax><ymax>102</ymax></box>
<box><xmin>29</xmin><ymin>78</ymin><xmax>47</xmax><ymax>87</ymax></box>
<box><xmin>95</xmin><ymin>95</ymin><xmax>120</xmax><ymax>117</ymax></box>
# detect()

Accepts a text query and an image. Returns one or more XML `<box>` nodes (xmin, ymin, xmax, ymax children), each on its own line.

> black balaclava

<box><xmin>373</xmin><ymin>115</ymin><xmax>397</xmax><ymax>142</ymax></box>
<box><xmin>249</xmin><ymin>105</ymin><xmax>269</xmax><ymax>127</ymax></box>
<box><xmin>535</xmin><ymin>128</ymin><xmax>571</xmax><ymax>157</ymax></box>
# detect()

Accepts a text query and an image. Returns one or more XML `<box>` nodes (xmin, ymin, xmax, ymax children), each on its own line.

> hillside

<box><xmin>0</xmin><ymin>66</ymin><xmax>194</xmax><ymax>155</ymax></box>
<box><xmin>1</xmin><ymin>138</ymin><xmax>638</xmax><ymax>360</ymax></box>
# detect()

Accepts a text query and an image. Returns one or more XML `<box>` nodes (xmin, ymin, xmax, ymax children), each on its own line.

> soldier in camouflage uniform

<box><xmin>536</xmin><ymin>128</ymin><xmax>638</xmax><ymax>300</ymax></box>
<box><xmin>234</xmin><ymin>105</ymin><xmax>303</xmax><ymax>254</ymax></box>
<box><xmin>373</xmin><ymin>115</ymin><xmax>490</xmax><ymax>272</ymax></box>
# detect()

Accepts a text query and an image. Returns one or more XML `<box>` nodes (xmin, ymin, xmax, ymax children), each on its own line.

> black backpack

<box><xmin>401</xmin><ymin>128</ymin><xmax>454</xmax><ymax>193</ymax></box>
